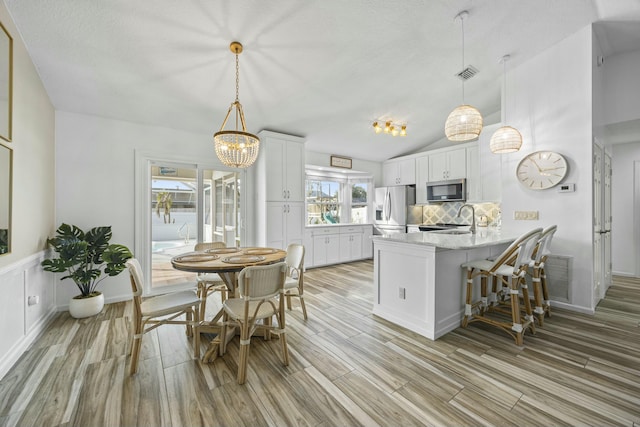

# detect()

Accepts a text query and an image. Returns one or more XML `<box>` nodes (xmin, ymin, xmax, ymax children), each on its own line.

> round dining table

<box><xmin>171</xmin><ymin>246</ymin><xmax>287</xmax><ymax>361</ymax></box>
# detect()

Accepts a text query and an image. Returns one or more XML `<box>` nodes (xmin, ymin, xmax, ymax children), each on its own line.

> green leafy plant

<box><xmin>42</xmin><ymin>224</ymin><xmax>133</xmax><ymax>297</ymax></box>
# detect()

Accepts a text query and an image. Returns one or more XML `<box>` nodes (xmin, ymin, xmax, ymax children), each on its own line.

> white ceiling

<box><xmin>5</xmin><ymin>0</ymin><xmax>640</xmax><ymax>162</ymax></box>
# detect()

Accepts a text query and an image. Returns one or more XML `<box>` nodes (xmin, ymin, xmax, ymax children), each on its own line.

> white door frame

<box><xmin>134</xmin><ymin>149</ymin><xmax>247</xmax><ymax>295</ymax></box>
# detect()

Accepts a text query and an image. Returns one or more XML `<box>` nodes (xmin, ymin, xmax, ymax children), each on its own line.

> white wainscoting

<box><xmin>0</xmin><ymin>251</ymin><xmax>58</xmax><ymax>380</ymax></box>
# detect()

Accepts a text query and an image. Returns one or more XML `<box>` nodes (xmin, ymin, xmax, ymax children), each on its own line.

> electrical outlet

<box><xmin>27</xmin><ymin>295</ymin><xmax>39</xmax><ymax>306</ymax></box>
<box><xmin>398</xmin><ymin>287</ymin><xmax>406</xmax><ymax>299</ymax></box>
<box><xmin>514</xmin><ymin>211</ymin><xmax>538</xmax><ymax>220</ymax></box>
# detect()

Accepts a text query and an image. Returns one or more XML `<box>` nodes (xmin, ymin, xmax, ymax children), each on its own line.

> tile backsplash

<box><xmin>410</xmin><ymin>202</ymin><xmax>501</xmax><ymax>227</ymax></box>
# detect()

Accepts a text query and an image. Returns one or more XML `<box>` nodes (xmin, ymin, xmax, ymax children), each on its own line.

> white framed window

<box><xmin>305</xmin><ymin>168</ymin><xmax>372</xmax><ymax>225</ymax></box>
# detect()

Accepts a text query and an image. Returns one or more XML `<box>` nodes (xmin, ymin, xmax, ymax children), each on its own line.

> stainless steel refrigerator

<box><xmin>373</xmin><ymin>185</ymin><xmax>415</xmax><ymax>235</ymax></box>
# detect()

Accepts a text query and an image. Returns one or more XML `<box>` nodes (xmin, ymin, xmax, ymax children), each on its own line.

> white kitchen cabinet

<box><xmin>383</xmin><ymin>157</ymin><xmax>416</xmax><ymax>186</ymax></box>
<box><xmin>307</xmin><ymin>224</ymin><xmax>373</xmax><ymax>267</ymax></box>
<box><xmin>465</xmin><ymin>123</ymin><xmax>502</xmax><ymax>202</ymax></box>
<box><xmin>258</xmin><ymin>131</ymin><xmax>305</xmax><ymax>202</ymax></box>
<box><xmin>255</xmin><ymin>131</ymin><xmax>306</xmax><ymax>249</ymax></box>
<box><xmin>339</xmin><ymin>226</ymin><xmax>364</xmax><ymax>262</ymax></box>
<box><xmin>415</xmin><ymin>154</ymin><xmax>429</xmax><ymax>204</ymax></box>
<box><xmin>312</xmin><ymin>229</ymin><xmax>341</xmax><ymax>266</ymax></box>
<box><xmin>265</xmin><ymin>201</ymin><xmax>304</xmax><ymax>250</ymax></box>
<box><xmin>428</xmin><ymin>148</ymin><xmax>466</xmax><ymax>182</ymax></box>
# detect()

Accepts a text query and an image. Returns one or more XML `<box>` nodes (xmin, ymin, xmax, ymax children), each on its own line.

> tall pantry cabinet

<box><xmin>255</xmin><ymin>131</ymin><xmax>306</xmax><ymax>250</ymax></box>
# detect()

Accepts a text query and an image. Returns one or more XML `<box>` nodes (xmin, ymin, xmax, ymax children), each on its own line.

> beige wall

<box><xmin>0</xmin><ymin>3</ymin><xmax>55</xmax><ymax>267</ymax></box>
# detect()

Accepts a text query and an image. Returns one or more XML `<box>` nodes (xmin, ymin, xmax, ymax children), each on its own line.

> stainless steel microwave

<box><xmin>426</xmin><ymin>179</ymin><xmax>466</xmax><ymax>202</ymax></box>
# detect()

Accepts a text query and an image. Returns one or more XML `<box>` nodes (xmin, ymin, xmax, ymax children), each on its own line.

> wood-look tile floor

<box><xmin>1</xmin><ymin>260</ymin><xmax>639</xmax><ymax>427</ymax></box>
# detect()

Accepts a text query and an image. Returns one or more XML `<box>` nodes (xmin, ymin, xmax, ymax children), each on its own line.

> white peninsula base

<box><xmin>372</xmin><ymin>233</ymin><xmax>512</xmax><ymax>340</ymax></box>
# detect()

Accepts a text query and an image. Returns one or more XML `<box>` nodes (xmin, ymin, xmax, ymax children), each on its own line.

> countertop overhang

<box><xmin>372</xmin><ymin>227</ymin><xmax>520</xmax><ymax>250</ymax></box>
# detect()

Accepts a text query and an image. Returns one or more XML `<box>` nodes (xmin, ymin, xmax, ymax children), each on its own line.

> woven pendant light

<box><xmin>490</xmin><ymin>55</ymin><xmax>522</xmax><ymax>153</ymax></box>
<box><xmin>445</xmin><ymin>11</ymin><xmax>483</xmax><ymax>143</ymax></box>
<box><xmin>213</xmin><ymin>42</ymin><xmax>260</xmax><ymax>168</ymax></box>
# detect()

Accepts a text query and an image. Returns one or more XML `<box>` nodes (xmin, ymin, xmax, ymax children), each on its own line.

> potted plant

<box><xmin>42</xmin><ymin>223</ymin><xmax>133</xmax><ymax>318</ymax></box>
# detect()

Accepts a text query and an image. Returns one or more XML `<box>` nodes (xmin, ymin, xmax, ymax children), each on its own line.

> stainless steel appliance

<box><xmin>374</xmin><ymin>185</ymin><xmax>415</xmax><ymax>235</ymax></box>
<box><xmin>426</xmin><ymin>178</ymin><xmax>466</xmax><ymax>202</ymax></box>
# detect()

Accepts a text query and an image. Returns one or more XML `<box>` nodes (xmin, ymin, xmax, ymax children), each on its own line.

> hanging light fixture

<box><xmin>213</xmin><ymin>41</ymin><xmax>260</xmax><ymax>168</ymax></box>
<box><xmin>490</xmin><ymin>55</ymin><xmax>523</xmax><ymax>153</ymax></box>
<box><xmin>445</xmin><ymin>10</ymin><xmax>483</xmax><ymax>142</ymax></box>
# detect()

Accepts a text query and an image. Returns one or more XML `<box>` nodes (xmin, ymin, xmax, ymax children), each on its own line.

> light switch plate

<box><xmin>514</xmin><ymin>211</ymin><xmax>539</xmax><ymax>220</ymax></box>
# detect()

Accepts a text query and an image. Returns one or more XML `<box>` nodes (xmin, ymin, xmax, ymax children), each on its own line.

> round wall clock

<box><xmin>516</xmin><ymin>151</ymin><xmax>568</xmax><ymax>190</ymax></box>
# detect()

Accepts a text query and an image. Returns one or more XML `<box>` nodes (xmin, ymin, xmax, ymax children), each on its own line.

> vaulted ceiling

<box><xmin>5</xmin><ymin>0</ymin><xmax>640</xmax><ymax>162</ymax></box>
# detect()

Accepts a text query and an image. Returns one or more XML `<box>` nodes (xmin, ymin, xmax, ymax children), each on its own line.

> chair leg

<box><xmin>193</xmin><ymin>306</ymin><xmax>201</xmax><ymax>359</ymax></box>
<box><xmin>299</xmin><ymin>296</ymin><xmax>308</xmax><ymax>320</ymax></box>
<box><xmin>278</xmin><ymin>310</ymin><xmax>289</xmax><ymax>366</ymax></box>
<box><xmin>220</xmin><ymin>312</ymin><xmax>229</xmax><ymax>356</ymax></box>
<box><xmin>286</xmin><ymin>295</ymin><xmax>292</xmax><ymax>310</ymax></box>
<box><xmin>509</xmin><ymin>276</ymin><xmax>524</xmax><ymax>346</ymax></box>
<box><xmin>237</xmin><ymin>321</ymin><xmax>251</xmax><ymax>385</ymax></box>
<box><xmin>461</xmin><ymin>268</ymin><xmax>473</xmax><ymax>328</ymax></box>
<box><xmin>540</xmin><ymin>265</ymin><xmax>551</xmax><ymax>318</ymax></box>
<box><xmin>520</xmin><ymin>276</ymin><xmax>536</xmax><ymax>335</ymax></box>
<box><xmin>185</xmin><ymin>310</ymin><xmax>193</xmax><ymax>337</ymax></box>
<box><xmin>532</xmin><ymin>265</ymin><xmax>545</xmax><ymax>326</ymax></box>
<box><xmin>129</xmin><ymin>318</ymin><xmax>143</xmax><ymax>375</ymax></box>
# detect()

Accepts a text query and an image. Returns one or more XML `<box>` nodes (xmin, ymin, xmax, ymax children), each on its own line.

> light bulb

<box><xmin>400</xmin><ymin>125</ymin><xmax>407</xmax><ymax>136</ymax></box>
<box><xmin>384</xmin><ymin>121</ymin><xmax>391</xmax><ymax>133</ymax></box>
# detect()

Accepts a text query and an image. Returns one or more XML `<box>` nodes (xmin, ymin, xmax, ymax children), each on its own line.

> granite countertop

<box><xmin>372</xmin><ymin>227</ymin><xmax>520</xmax><ymax>250</ymax></box>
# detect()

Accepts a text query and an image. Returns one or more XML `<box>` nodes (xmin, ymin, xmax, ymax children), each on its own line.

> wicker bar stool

<box><xmin>461</xmin><ymin>228</ymin><xmax>542</xmax><ymax>345</ymax></box>
<box><xmin>529</xmin><ymin>225</ymin><xmax>557</xmax><ymax>326</ymax></box>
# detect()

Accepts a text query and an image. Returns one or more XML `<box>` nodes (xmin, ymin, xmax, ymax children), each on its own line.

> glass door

<box><xmin>150</xmin><ymin>163</ymin><xmax>198</xmax><ymax>289</ymax></box>
<box><xmin>149</xmin><ymin>163</ymin><xmax>242</xmax><ymax>289</ymax></box>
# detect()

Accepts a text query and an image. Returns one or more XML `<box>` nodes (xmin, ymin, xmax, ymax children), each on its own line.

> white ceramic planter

<box><xmin>68</xmin><ymin>292</ymin><xmax>105</xmax><ymax>318</ymax></box>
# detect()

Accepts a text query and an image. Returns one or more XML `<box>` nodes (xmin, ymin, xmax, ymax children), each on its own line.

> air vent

<box><xmin>455</xmin><ymin>65</ymin><xmax>479</xmax><ymax>81</ymax></box>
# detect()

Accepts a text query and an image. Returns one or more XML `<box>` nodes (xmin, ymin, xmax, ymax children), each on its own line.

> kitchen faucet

<box><xmin>457</xmin><ymin>204</ymin><xmax>476</xmax><ymax>234</ymax></box>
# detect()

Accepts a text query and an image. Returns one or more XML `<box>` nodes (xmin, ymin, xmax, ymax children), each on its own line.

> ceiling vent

<box><xmin>455</xmin><ymin>65</ymin><xmax>479</xmax><ymax>81</ymax></box>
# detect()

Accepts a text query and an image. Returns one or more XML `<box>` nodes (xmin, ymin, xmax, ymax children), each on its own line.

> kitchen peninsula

<box><xmin>372</xmin><ymin>228</ymin><xmax>520</xmax><ymax>340</ymax></box>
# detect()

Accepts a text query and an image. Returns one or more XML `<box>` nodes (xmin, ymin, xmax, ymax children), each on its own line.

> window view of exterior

<box><xmin>351</xmin><ymin>182</ymin><xmax>368</xmax><ymax>223</ymax></box>
<box><xmin>150</xmin><ymin>165</ymin><xmax>240</xmax><ymax>288</ymax></box>
<box><xmin>306</xmin><ymin>179</ymin><xmax>342</xmax><ymax>224</ymax></box>
<box><xmin>305</xmin><ymin>174</ymin><xmax>372</xmax><ymax>226</ymax></box>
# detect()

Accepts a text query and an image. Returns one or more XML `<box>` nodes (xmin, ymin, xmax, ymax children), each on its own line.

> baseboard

<box><xmin>0</xmin><ymin>305</ymin><xmax>59</xmax><ymax>380</ymax></box>
<box><xmin>551</xmin><ymin>300</ymin><xmax>595</xmax><ymax>315</ymax></box>
<box><xmin>612</xmin><ymin>271</ymin><xmax>638</xmax><ymax>278</ymax></box>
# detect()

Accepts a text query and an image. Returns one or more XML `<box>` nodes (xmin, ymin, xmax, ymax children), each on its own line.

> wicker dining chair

<box><xmin>219</xmin><ymin>262</ymin><xmax>289</xmax><ymax>384</ymax></box>
<box><xmin>283</xmin><ymin>243</ymin><xmax>308</xmax><ymax>320</ymax></box>
<box><xmin>125</xmin><ymin>258</ymin><xmax>201</xmax><ymax>375</ymax></box>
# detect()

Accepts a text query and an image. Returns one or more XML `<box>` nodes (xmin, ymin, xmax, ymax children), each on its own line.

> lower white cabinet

<box><xmin>265</xmin><ymin>201</ymin><xmax>304</xmax><ymax>250</ymax></box>
<box><xmin>306</xmin><ymin>224</ymin><xmax>372</xmax><ymax>268</ymax></box>
<box><xmin>339</xmin><ymin>228</ymin><xmax>364</xmax><ymax>262</ymax></box>
<box><xmin>313</xmin><ymin>233</ymin><xmax>341</xmax><ymax>266</ymax></box>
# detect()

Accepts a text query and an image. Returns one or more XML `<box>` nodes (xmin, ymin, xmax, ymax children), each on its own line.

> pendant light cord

<box><xmin>503</xmin><ymin>57</ymin><xmax>507</xmax><ymax>123</ymax></box>
<box><xmin>235</xmin><ymin>51</ymin><xmax>240</xmax><ymax>130</ymax></box>
<box><xmin>461</xmin><ymin>15</ymin><xmax>465</xmax><ymax>104</ymax></box>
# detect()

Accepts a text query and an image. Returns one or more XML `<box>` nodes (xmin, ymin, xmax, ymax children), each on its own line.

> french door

<box><xmin>135</xmin><ymin>153</ymin><xmax>245</xmax><ymax>294</ymax></box>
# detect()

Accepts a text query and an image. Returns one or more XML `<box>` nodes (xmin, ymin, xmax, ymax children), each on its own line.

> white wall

<box><xmin>611</xmin><ymin>142</ymin><xmax>640</xmax><ymax>276</ymax></box>
<box><xmin>0</xmin><ymin>3</ymin><xmax>56</xmax><ymax>379</ymax></box>
<box><xmin>603</xmin><ymin>49</ymin><xmax>640</xmax><ymax>126</ymax></box>
<box><xmin>55</xmin><ymin>111</ymin><xmax>233</xmax><ymax>305</ymax></box>
<box><xmin>501</xmin><ymin>25</ymin><xmax>595</xmax><ymax>312</ymax></box>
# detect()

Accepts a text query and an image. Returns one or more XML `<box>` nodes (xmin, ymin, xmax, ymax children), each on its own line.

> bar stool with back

<box><xmin>460</xmin><ymin>228</ymin><xmax>543</xmax><ymax>345</ymax></box>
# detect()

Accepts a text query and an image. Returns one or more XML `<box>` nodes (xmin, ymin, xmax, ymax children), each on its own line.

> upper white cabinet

<box><xmin>383</xmin><ymin>157</ymin><xmax>415</xmax><ymax>186</ymax></box>
<box><xmin>466</xmin><ymin>124</ymin><xmax>502</xmax><ymax>202</ymax></box>
<box><xmin>415</xmin><ymin>154</ymin><xmax>429</xmax><ymax>204</ymax></box>
<box><xmin>258</xmin><ymin>130</ymin><xmax>305</xmax><ymax>202</ymax></box>
<box><xmin>255</xmin><ymin>131</ymin><xmax>306</xmax><ymax>249</ymax></box>
<box><xmin>428</xmin><ymin>148</ymin><xmax>466</xmax><ymax>182</ymax></box>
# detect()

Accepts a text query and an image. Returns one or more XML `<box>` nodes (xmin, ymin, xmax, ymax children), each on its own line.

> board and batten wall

<box><xmin>0</xmin><ymin>3</ymin><xmax>57</xmax><ymax>379</ymax></box>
